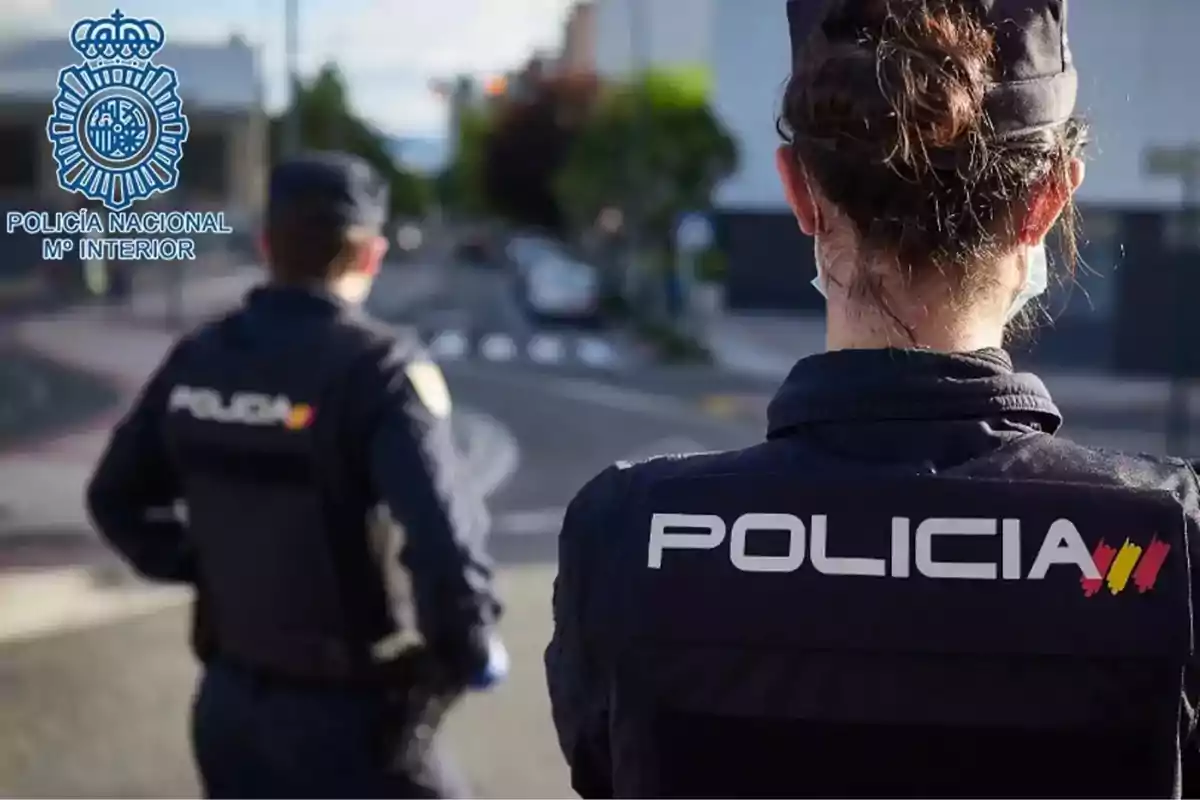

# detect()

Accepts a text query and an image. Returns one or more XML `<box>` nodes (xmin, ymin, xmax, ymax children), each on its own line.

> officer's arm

<box><xmin>363</xmin><ymin>344</ymin><xmax>499</xmax><ymax>678</ymax></box>
<box><xmin>85</xmin><ymin>343</ymin><xmax>193</xmax><ymax>583</ymax></box>
<box><xmin>546</xmin><ymin>466</ymin><xmax>620</xmax><ymax>799</ymax></box>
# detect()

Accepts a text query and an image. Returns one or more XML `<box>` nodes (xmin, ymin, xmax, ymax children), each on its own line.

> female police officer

<box><xmin>546</xmin><ymin>1</ymin><xmax>1200</xmax><ymax>797</ymax></box>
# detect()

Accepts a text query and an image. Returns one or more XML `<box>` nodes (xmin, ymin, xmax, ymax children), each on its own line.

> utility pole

<box><xmin>625</xmin><ymin>0</ymin><xmax>651</xmax><ymax>314</ymax></box>
<box><xmin>283</xmin><ymin>0</ymin><xmax>301</xmax><ymax>157</ymax></box>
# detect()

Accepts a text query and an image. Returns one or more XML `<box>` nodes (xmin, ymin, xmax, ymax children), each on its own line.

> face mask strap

<box><xmin>1005</xmin><ymin>242</ymin><xmax>1050</xmax><ymax>322</ymax></box>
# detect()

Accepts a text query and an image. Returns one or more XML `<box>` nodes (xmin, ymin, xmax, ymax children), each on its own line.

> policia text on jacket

<box><xmin>649</xmin><ymin>512</ymin><xmax>1132</xmax><ymax>581</ymax></box>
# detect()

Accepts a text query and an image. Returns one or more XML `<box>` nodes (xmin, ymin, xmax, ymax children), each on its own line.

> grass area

<box><xmin>0</xmin><ymin>345</ymin><xmax>120</xmax><ymax>453</ymax></box>
<box><xmin>632</xmin><ymin>317</ymin><xmax>712</xmax><ymax>364</ymax></box>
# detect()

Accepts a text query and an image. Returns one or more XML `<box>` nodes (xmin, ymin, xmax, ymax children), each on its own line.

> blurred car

<box><xmin>518</xmin><ymin>250</ymin><xmax>601</xmax><ymax>325</ymax></box>
<box><xmin>454</xmin><ymin>228</ymin><xmax>494</xmax><ymax>264</ymax></box>
<box><xmin>505</xmin><ymin>234</ymin><xmax>559</xmax><ymax>277</ymax></box>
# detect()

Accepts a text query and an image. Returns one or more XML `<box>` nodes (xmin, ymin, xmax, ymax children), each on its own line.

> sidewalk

<box><xmin>0</xmin><ymin>268</ymin><xmax>263</xmax><ymax>641</ymax></box>
<box><xmin>706</xmin><ymin>312</ymin><xmax>1200</xmax><ymax>417</ymax></box>
<box><xmin>0</xmin><ymin>267</ymin><xmax>264</xmax><ymax>535</ymax></box>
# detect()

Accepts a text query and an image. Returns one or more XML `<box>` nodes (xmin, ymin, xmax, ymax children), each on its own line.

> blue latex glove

<box><xmin>467</xmin><ymin>632</ymin><xmax>509</xmax><ymax>691</ymax></box>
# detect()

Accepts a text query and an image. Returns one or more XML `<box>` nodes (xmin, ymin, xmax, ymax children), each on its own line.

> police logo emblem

<box><xmin>47</xmin><ymin>9</ymin><xmax>189</xmax><ymax>211</ymax></box>
<box><xmin>406</xmin><ymin>361</ymin><xmax>452</xmax><ymax>419</ymax></box>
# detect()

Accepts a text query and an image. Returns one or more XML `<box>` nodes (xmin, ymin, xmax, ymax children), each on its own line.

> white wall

<box><xmin>709</xmin><ymin>0</ymin><xmax>1200</xmax><ymax>211</ymax></box>
<box><xmin>0</xmin><ymin>38</ymin><xmax>260</xmax><ymax>112</ymax></box>
<box><xmin>593</xmin><ymin>0</ymin><xmax>714</xmax><ymax>76</ymax></box>
<box><xmin>1069</xmin><ymin>0</ymin><xmax>1200</xmax><ymax>206</ymax></box>
<box><xmin>709</xmin><ymin>0</ymin><xmax>790</xmax><ymax>210</ymax></box>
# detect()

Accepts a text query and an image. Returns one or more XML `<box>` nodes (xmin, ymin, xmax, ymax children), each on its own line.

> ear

<box><xmin>352</xmin><ymin>235</ymin><xmax>389</xmax><ymax>276</ymax></box>
<box><xmin>1020</xmin><ymin>157</ymin><xmax>1086</xmax><ymax>244</ymax></box>
<box><xmin>775</xmin><ymin>146</ymin><xmax>819</xmax><ymax>236</ymax></box>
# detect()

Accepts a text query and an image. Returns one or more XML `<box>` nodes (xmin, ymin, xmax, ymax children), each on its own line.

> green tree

<box><xmin>555</xmin><ymin>69</ymin><xmax>737</xmax><ymax>244</ymax></box>
<box><xmin>472</xmin><ymin>71</ymin><xmax>599</xmax><ymax>231</ymax></box>
<box><xmin>438</xmin><ymin>100</ymin><xmax>493</xmax><ymax>216</ymax></box>
<box><xmin>270</xmin><ymin>64</ymin><xmax>429</xmax><ymax>218</ymax></box>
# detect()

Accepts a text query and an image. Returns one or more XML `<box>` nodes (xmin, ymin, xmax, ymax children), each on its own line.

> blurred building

<box><xmin>591</xmin><ymin>0</ymin><xmax>1200</xmax><ymax>369</ymax></box>
<box><xmin>509</xmin><ymin>54</ymin><xmax>550</xmax><ymax>102</ymax></box>
<box><xmin>0</xmin><ymin>35</ymin><xmax>267</xmax><ymax>304</ymax></box>
<box><xmin>590</xmin><ymin>0</ymin><xmax>712</xmax><ymax>77</ymax></box>
<box><xmin>557</xmin><ymin>1</ymin><xmax>597</xmax><ymax>76</ymax></box>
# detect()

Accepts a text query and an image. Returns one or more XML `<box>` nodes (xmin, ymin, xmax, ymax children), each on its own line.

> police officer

<box><xmin>546</xmin><ymin>1</ymin><xmax>1200</xmax><ymax>796</ymax></box>
<box><xmin>86</xmin><ymin>152</ymin><xmax>503</xmax><ymax>798</ymax></box>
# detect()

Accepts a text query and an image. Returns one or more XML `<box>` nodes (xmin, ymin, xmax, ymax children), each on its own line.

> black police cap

<box><xmin>268</xmin><ymin>151</ymin><xmax>390</xmax><ymax>231</ymax></box>
<box><xmin>787</xmin><ymin>0</ymin><xmax>1077</xmax><ymax>136</ymax></box>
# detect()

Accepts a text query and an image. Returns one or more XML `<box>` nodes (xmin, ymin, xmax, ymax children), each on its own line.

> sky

<box><xmin>3</xmin><ymin>0</ymin><xmax>575</xmax><ymax>137</ymax></box>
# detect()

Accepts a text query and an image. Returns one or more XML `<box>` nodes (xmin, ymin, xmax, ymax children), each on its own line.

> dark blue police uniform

<box><xmin>87</xmin><ymin>153</ymin><xmax>498</xmax><ymax>798</ymax></box>
<box><xmin>547</xmin><ymin>348</ymin><xmax>1200</xmax><ymax>797</ymax></box>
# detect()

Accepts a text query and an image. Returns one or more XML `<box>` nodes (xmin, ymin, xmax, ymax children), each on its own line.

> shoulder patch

<box><xmin>406</xmin><ymin>360</ymin><xmax>451</xmax><ymax>419</ymax></box>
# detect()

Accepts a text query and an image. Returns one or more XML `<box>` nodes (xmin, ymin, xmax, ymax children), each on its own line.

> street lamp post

<box><xmin>626</xmin><ymin>0</ymin><xmax>651</xmax><ymax>315</ymax></box>
<box><xmin>283</xmin><ymin>0</ymin><xmax>301</xmax><ymax>157</ymax></box>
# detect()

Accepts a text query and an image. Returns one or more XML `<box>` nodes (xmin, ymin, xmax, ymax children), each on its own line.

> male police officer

<box><xmin>87</xmin><ymin>152</ymin><xmax>501</xmax><ymax>798</ymax></box>
<box><xmin>545</xmin><ymin>1</ymin><xmax>1200</xmax><ymax>797</ymax></box>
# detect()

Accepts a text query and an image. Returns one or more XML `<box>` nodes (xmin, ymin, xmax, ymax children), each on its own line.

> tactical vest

<box><xmin>164</xmin><ymin>313</ymin><xmax>398</xmax><ymax>682</ymax></box>
<box><xmin>608</xmin><ymin>437</ymin><xmax>1195</xmax><ymax>798</ymax></box>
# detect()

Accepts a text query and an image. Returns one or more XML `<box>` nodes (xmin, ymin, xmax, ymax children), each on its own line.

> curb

<box><xmin>0</xmin><ymin>568</ymin><xmax>189</xmax><ymax>646</ymax></box>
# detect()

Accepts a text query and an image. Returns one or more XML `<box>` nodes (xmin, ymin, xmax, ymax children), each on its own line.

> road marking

<box><xmin>423</xmin><ymin>328</ymin><xmax>626</xmax><ymax>371</ymax></box>
<box><xmin>480</xmin><ymin>334</ymin><xmax>517</xmax><ymax>362</ymax></box>
<box><xmin>495</xmin><ymin>507</ymin><xmax>565</xmax><ymax>537</ymax></box>
<box><xmin>429</xmin><ymin>330</ymin><xmax>469</xmax><ymax>360</ymax></box>
<box><xmin>577</xmin><ymin>337</ymin><xmax>617</xmax><ymax>368</ymax></box>
<box><xmin>700</xmin><ymin>394</ymin><xmax>741</xmax><ymax>418</ymax></box>
<box><xmin>527</xmin><ymin>334</ymin><xmax>565</xmax><ymax>364</ymax></box>
<box><xmin>457</xmin><ymin>409</ymin><xmax>521</xmax><ymax>499</ymax></box>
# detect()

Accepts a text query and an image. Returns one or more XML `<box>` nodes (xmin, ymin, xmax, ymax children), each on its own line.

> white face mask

<box><xmin>810</xmin><ymin>236</ymin><xmax>828</xmax><ymax>298</ymax></box>
<box><xmin>1006</xmin><ymin>242</ymin><xmax>1049</xmax><ymax>322</ymax></box>
<box><xmin>811</xmin><ymin>236</ymin><xmax>1049</xmax><ymax>318</ymax></box>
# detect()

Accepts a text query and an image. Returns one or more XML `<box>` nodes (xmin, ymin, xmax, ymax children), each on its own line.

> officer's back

<box><xmin>168</xmin><ymin>281</ymin><xmax>405</xmax><ymax>674</ymax></box>
<box><xmin>87</xmin><ymin>152</ymin><xmax>497</xmax><ymax>798</ymax></box>
<box><xmin>545</xmin><ymin>1</ymin><xmax>1198</xmax><ymax>797</ymax></box>
<box><xmin>554</xmin><ymin>375</ymin><xmax>1193</xmax><ymax>797</ymax></box>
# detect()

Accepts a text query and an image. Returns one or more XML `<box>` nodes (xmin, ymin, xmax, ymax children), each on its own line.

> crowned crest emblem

<box><xmin>46</xmin><ymin>9</ymin><xmax>189</xmax><ymax>211</ymax></box>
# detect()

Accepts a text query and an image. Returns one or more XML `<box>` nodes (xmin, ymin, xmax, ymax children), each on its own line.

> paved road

<box><xmin>370</xmin><ymin>263</ymin><xmax>648</xmax><ymax>376</ymax></box>
<box><xmin>0</xmin><ymin>341</ymin><xmax>117</xmax><ymax>453</ymax></box>
<box><xmin>1</xmin><ymin>262</ymin><xmax>1193</xmax><ymax>797</ymax></box>
<box><xmin>0</xmin><ymin>260</ymin><xmax>757</xmax><ymax>797</ymax></box>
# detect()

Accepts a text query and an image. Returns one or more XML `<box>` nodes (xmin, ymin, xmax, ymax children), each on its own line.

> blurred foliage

<box><xmin>555</xmin><ymin>69</ymin><xmax>738</xmax><ymax>245</ymax></box>
<box><xmin>477</xmin><ymin>70</ymin><xmax>601</xmax><ymax>231</ymax></box>
<box><xmin>634</xmin><ymin>317</ymin><xmax>712</xmax><ymax>364</ymax></box>
<box><xmin>442</xmin><ymin>64</ymin><xmax>735</xmax><ymax>247</ymax></box>
<box><xmin>269</xmin><ymin>64</ymin><xmax>430</xmax><ymax>218</ymax></box>
<box><xmin>436</xmin><ymin>100</ymin><xmax>492</xmax><ymax>215</ymax></box>
<box><xmin>694</xmin><ymin>247</ymin><xmax>727</xmax><ymax>283</ymax></box>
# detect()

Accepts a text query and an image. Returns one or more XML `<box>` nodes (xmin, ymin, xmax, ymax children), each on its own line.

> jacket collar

<box><xmin>766</xmin><ymin>347</ymin><xmax>1062</xmax><ymax>438</ymax></box>
<box><xmin>245</xmin><ymin>283</ymin><xmax>347</xmax><ymax>316</ymax></box>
